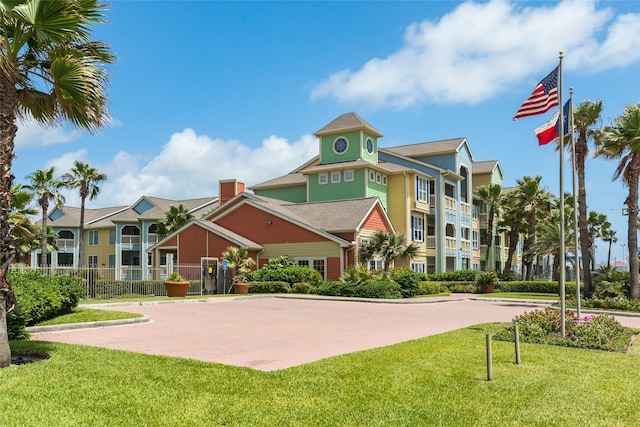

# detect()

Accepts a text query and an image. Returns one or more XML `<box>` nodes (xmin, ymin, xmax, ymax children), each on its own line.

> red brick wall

<box><xmin>219</xmin><ymin>180</ymin><xmax>245</xmax><ymax>205</ymax></box>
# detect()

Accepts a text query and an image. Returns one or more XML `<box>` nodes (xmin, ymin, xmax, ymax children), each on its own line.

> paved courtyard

<box><xmin>31</xmin><ymin>296</ymin><xmax>640</xmax><ymax>371</ymax></box>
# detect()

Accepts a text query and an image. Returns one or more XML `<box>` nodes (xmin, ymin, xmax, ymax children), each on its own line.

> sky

<box><xmin>12</xmin><ymin>0</ymin><xmax>640</xmax><ymax>265</ymax></box>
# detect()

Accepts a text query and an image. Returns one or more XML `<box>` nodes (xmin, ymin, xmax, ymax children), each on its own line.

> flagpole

<box><xmin>569</xmin><ymin>87</ymin><xmax>581</xmax><ymax>319</ymax></box>
<box><xmin>558</xmin><ymin>51</ymin><xmax>566</xmax><ymax>337</ymax></box>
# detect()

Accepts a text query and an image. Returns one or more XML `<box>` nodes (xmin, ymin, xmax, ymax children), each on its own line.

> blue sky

<box><xmin>13</xmin><ymin>0</ymin><xmax>640</xmax><ymax>264</ymax></box>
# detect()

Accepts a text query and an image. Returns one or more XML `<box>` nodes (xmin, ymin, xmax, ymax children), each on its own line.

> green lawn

<box><xmin>35</xmin><ymin>308</ymin><xmax>143</xmax><ymax>326</ymax></box>
<box><xmin>4</xmin><ymin>323</ymin><xmax>638</xmax><ymax>426</ymax></box>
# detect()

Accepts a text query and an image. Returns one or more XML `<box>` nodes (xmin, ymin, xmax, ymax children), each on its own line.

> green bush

<box><xmin>6</xmin><ymin>312</ymin><xmax>28</xmax><ymax>340</ymax></box>
<box><xmin>316</xmin><ymin>280</ymin><xmax>401</xmax><ymax>299</ymax></box>
<box><xmin>49</xmin><ymin>274</ymin><xmax>85</xmax><ymax>315</ymax></box>
<box><xmin>581</xmin><ymin>296</ymin><xmax>640</xmax><ymax>312</ymax></box>
<box><xmin>496</xmin><ymin>281</ymin><xmax>576</xmax><ymax>294</ymax></box>
<box><xmin>494</xmin><ymin>307</ymin><xmax>634</xmax><ymax>352</ymax></box>
<box><xmin>417</xmin><ymin>281</ymin><xmax>448</xmax><ymax>295</ymax></box>
<box><xmin>248</xmin><ymin>281</ymin><xmax>291</xmax><ymax>294</ymax></box>
<box><xmin>317</xmin><ymin>281</ymin><xmax>354</xmax><ymax>297</ymax></box>
<box><xmin>390</xmin><ymin>268</ymin><xmax>420</xmax><ymax>298</ymax></box>
<box><xmin>9</xmin><ymin>270</ymin><xmax>65</xmax><ymax>326</ymax></box>
<box><xmin>424</xmin><ymin>271</ymin><xmax>479</xmax><ymax>282</ymax></box>
<box><xmin>444</xmin><ymin>282</ymin><xmax>475</xmax><ymax>293</ymax></box>
<box><xmin>248</xmin><ymin>266</ymin><xmax>322</xmax><ymax>287</ymax></box>
<box><xmin>291</xmin><ymin>282</ymin><xmax>315</xmax><ymax>294</ymax></box>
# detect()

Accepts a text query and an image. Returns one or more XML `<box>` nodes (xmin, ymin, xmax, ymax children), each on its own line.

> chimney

<box><xmin>219</xmin><ymin>179</ymin><xmax>245</xmax><ymax>205</ymax></box>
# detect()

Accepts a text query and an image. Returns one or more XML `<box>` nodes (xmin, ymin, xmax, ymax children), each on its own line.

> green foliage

<box><xmin>423</xmin><ymin>270</ymin><xmax>479</xmax><ymax>282</ymax></box>
<box><xmin>390</xmin><ymin>268</ymin><xmax>421</xmax><ymax>298</ymax></box>
<box><xmin>248</xmin><ymin>266</ymin><xmax>322</xmax><ymax>287</ymax></box>
<box><xmin>580</xmin><ymin>296</ymin><xmax>640</xmax><ymax>312</ymax></box>
<box><xmin>291</xmin><ymin>282</ymin><xmax>315</xmax><ymax>294</ymax></box>
<box><xmin>496</xmin><ymin>281</ymin><xmax>577</xmax><ymax>294</ymax></box>
<box><xmin>475</xmin><ymin>270</ymin><xmax>498</xmax><ymax>286</ymax></box>
<box><xmin>417</xmin><ymin>281</ymin><xmax>449</xmax><ymax>295</ymax></box>
<box><xmin>261</xmin><ymin>256</ymin><xmax>296</xmax><ymax>270</ymax></box>
<box><xmin>498</xmin><ymin>270</ymin><xmax>519</xmax><ymax>281</ymax></box>
<box><xmin>249</xmin><ymin>281</ymin><xmax>292</xmax><ymax>294</ymax></box>
<box><xmin>340</xmin><ymin>265</ymin><xmax>381</xmax><ymax>285</ymax></box>
<box><xmin>317</xmin><ymin>280</ymin><xmax>401</xmax><ymax>299</ymax></box>
<box><xmin>6</xmin><ymin>270</ymin><xmax>85</xmax><ymax>338</ymax></box>
<box><xmin>495</xmin><ymin>307</ymin><xmax>634</xmax><ymax>352</ymax></box>
<box><xmin>166</xmin><ymin>271</ymin><xmax>184</xmax><ymax>282</ymax></box>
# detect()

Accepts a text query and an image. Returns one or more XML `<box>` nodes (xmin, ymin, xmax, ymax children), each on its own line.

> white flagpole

<box><xmin>558</xmin><ymin>51</ymin><xmax>566</xmax><ymax>337</ymax></box>
<box><xmin>569</xmin><ymin>88</ymin><xmax>581</xmax><ymax>319</ymax></box>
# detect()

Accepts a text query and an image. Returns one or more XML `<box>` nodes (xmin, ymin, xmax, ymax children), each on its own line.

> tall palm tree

<box><xmin>24</xmin><ymin>167</ymin><xmax>65</xmax><ymax>267</ymax></box>
<box><xmin>532</xmin><ymin>194</ymin><xmax>575</xmax><ymax>280</ymax></box>
<box><xmin>568</xmin><ymin>100</ymin><xmax>604</xmax><ymax>295</ymax></box>
<box><xmin>475</xmin><ymin>183</ymin><xmax>503</xmax><ymax>271</ymax></box>
<box><xmin>599</xmin><ymin>222</ymin><xmax>617</xmax><ymax>269</ymax></box>
<box><xmin>359</xmin><ymin>230</ymin><xmax>419</xmax><ymax>272</ymax></box>
<box><xmin>586</xmin><ymin>211</ymin><xmax>608</xmax><ymax>272</ymax></box>
<box><xmin>157</xmin><ymin>204</ymin><xmax>194</xmax><ymax>237</ymax></box>
<box><xmin>9</xmin><ymin>184</ymin><xmax>38</xmax><ymax>263</ymax></box>
<box><xmin>595</xmin><ymin>103</ymin><xmax>640</xmax><ymax>300</ymax></box>
<box><xmin>0</xmin><ymin>0</ymin><xmax>114</xmax><ymax>367</ymax></box>
<box><xmin>498</xmin><ymin>189</ymin><xmax>523</xmax><ymax>275</ymax></box>
<box><xmin>516</xmin><ymin>175</ymin><xmax>550</xmax><ymax>280</ymax></box>
<box><xmin>62</xmin><ymin>161</ymin><xmax>107</xmax><ymax>267</ymax></box>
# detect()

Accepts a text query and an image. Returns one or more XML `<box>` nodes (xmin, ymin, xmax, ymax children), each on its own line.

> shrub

<box><xmin>494</xmin><ymin>307</ymin><xmax>634</xmax><ymax>352</ymax></box>
<box><xmin>9</xmin><ymin>270</ymin><xmax>65</xmax><ymax>326</ymax></box>
<box><xmin>390</xmin><ymin>268</ymin><xmax>420</xmax><ymax>298</ymax></box>
<box><xmin>49</xmin><ymin>274</ymin><xmax>85</xmax><ymax>315</ymax></box>
<box><xmin>475</xmin><ymin>270</ymin><xmax>498</xmax><ymax>293</ymax></box>
<box><xmin>316</xmin><ymin>280</ymin><xmax>401</xmax><ymax>299</ymax></box>
<box><xmin>581</xmin><ymin>296</ymin><xmax>640</xmax><ymax>312</ymax></box>
<box><xmin>248</xmin><ymin>266</ymin><xmax>322</xmax><ymax>287</ymax></box>
<box><xmin>496</xmin><ymin>281</ymin><xmax>576</xmax><ymax>294</ymax></box>
<box><xmin>417</xmin><ymin>281</ymin><xmax>448</xmax><ymax>295</ymax></box>
<box><xmin>444</xmin><ymin>282</ymin><xmax>475</xmax><ymax>293</ymax></box>
<box><xmin>317</xmin><ymin>281</ymin><xmax>354</xmax><ymax>297</ymax></box>
<box><xmin>248</xmin><ymin>281</ymin><xmax>291</xmax><ymax>294</ymax></box>
<box><xmin>424</xmin><ymin>271</ymin><xmax>479</xmax><ymax>282</ymax></box>
<box><xmin>291</xmin><ymin>282</ymin><xmax>315</xmax><ymax>294</ymax></box>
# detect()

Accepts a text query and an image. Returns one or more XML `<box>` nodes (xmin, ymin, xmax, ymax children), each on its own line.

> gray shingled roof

<box><xmin>249</xmin><ymin>173</ymin><xmax>306</xmax><ymax>190</ymax></box>
<box><xmin>383</xmin><ymin>138</ymin><xmax>466</xmax><ymax>157</ymax></box>
<box><xmin>472</xmin><ymin>160</ymin><xmax>499</xmax><ymax>174</ymax></box>
<box><xmin>315</xmin><ymin>112</ymin><xmax>384</xmax><ymax>137</ymax></box>
<box><xmin>45</xmin><ymin>206</ymin><xmax>128</xmax><ymax>228</ymax></box>
<box><xmin>109</xmin><ymin>196</ymin><xmax>218</xmax><ymax>222</ymax></box>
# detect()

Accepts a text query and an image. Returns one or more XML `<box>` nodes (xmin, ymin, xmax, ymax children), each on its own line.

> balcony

<box><xmin>445</xmin><ymin>237</ymin><xmax>456</xmax><ymax>250</ymax></box>
<box><xmin>56</xmin><ymin>238</ymin><xmax>74</xmax><ymax>252</ymax></box>
<box><xmin>426</xmin><ymin>236</ymin><xmax>436</xmax><ymax>249</ymax></box>
<box><xmin>444</xmin><ymin>196</ymin><xmax>456</xmax><ymax>211</ymax></box>
<box><xmin>120</xmin><ymin>235</ymin><xmax>140</xmax><ymax>248</ymax></box>
<box><xmin>460</xmin><ymin>202</ymin><xmax>471</xmax><ymax>216</ymax></box>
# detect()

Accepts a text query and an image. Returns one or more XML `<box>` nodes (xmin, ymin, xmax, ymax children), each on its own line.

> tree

<box><xmin>0</xmin><ymin>0</ymin><xmax>114</xmax><ymax>367</ymax></box>
<box><xmin>475</xmin><ymin>183</ymin><xmax>503</xmax><ymax>271</ymax></box>
<box><xmin>156</xmin><ymin>204</ymin><xmax>194</xmax><ymax>237</ymax></box>
<box><xmin>24</xmin><ymin>167</ymin><xmax>65</xmax><ymax>267</ymax></box>
<box><xmin>586</xmin><ymin>211</ymin><xmax>608</xmax><ymax>272</ymax></box>
<box><xmin>8</xmin><ymin>184</ymin><xmax>38</xmax><ymax>263</ymax></box>
<box><xmin>595</xmin><ymin>103</ymin><xmax>640</xmax><ymax>299</ymax></box>
<box><xmin>62</xmin><ymin>161</ymin><xmax>107</xmax><ymax>267</ymax></box>
<box><xmin>498</xmin><ymin>189</ymin><xmax>523</xmax><ymax>275</ymax></box>
<box><xmin>358</xmin><ymin>230</ymin><xmax>419</xmax><ymax>272</ymax></box>
<box><xmin>516</xmin><ymin>175</ymin><xmax>550</xmax><ymax>280</ymax></box>
<box><xmin>221</xmin><ymin>246</ymin><xmax>255</xmax><ymax>283</ymax></box>
<box><xmin>567</xmin><ymin>100</ymin><xmax>604</xmax><ymax>295</ymax></box>
<box><xmin>599</xmin><ymin>222</ymin><xmax>617</xmax><ymax>269</ymax></box>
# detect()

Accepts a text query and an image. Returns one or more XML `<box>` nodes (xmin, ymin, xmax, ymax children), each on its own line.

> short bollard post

<box><xmin>486</xmin><ymin>333</ymin><xmax>493</xmax><ymax>381</ymax></box>
<box><xmin>514</xmin><ymin>323</ymin><xmax>521</xmax><ymax>365</ymax></box>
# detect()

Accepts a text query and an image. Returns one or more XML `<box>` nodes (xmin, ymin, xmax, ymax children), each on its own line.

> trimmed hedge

<box><xmin>423</xmin><ymin>271</ymin><xmax>479</xmax><ymax>282</ymax></box>
<box><xmin>249</xmin><ymin>281</ymin><xmax>292</xmax><ymax>294</ymax></box>
<box><xmin>417</xmin><ymin>281</ymin><xmax>449</xmax><ymax>295</ymax></box>
<box><xmin>496</xmin><ymin>281</ymin><xmax>577</xmax><ymax>295</ymax></box>
<box><xmin>7</xmin><ymin>270</ymin><xmax>85</xmax><ymax>340</ymax></box>
<box><xmin>390</xmin><ymin>268</ymin><xmax>420</xmax><ymax>298</ymax></box>
<box><xmin>317</xmin><ymin>280</ymin><xmax>402</xmax><ymax>299</ymax></box>
<box><xmin>248</xmin><ymin>266</ymin><xmax>323</xmax><ymax>287</ymax></box>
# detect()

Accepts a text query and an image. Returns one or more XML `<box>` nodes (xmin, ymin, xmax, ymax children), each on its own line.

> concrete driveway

<box><xmin>30</xmin><ymin>296</ymin><xmax>640</xmax><ymax>371</ymax></box>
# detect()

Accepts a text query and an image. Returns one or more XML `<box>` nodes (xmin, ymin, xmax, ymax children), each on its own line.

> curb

<box><xmin>27</xmin><ymin>314</ymin><xmax>151</xmax><ymax>334</ymax></box>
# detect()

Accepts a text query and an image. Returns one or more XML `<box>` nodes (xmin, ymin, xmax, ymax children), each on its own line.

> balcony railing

<box><xmin>56</xmin><ymin>238</ymin><xmax>74</xmax><ymax>251</ymax></box>
<box><xmin>426</xmin><ymin>236</ymin><xmax>436</xmax><ymax>248</ymax></box>
<box><xmin>444</xmin><ymin>196</ymin><xmax>456</xmax><ymax>211</ymax></box>
<box><xmin>120</xmin><ymin>235</ymin><xmax>141</xmax><ymax>246</ymax></box>
<box><xmin>445</xmin><ymin>237</ymin><xmax>456</xmax><ymax>250</ymax></box>
<box><xmin>460</xmin><ymin>202</ymin><xmax>471</xmax><ymax>216</ymax></box>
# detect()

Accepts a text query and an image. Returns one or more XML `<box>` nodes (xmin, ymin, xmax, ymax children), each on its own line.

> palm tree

<box><xmin>599</xmin><ymin>222</ymin><xmax>617</xmax><ymax>269</ymax></box>
<box><xmin>586</xmin><ymin>211</ymin><xmax>608</xmax><ymax>273</ymax></box>
<box><xmin>62</xmin><ymin>161</ymin><xmax>107</xmax><ymax>267</ymax></box>
<box><xmin>0</xmin><ymin>0</ymin><xmax>114</xmax><ymax>367</ymax></box>
<box><xmin>24</xmin><ymin>167</ymin><xmax>65</xmax><ymax>267</ymax></box>
<box><xmin>595</xmin><ymin>103</ymin><xmax>640</xmax><ymax>300</ymax></box>
<box><xmin>9</xmin><ymin>184</ymin><xmax>38</xmax><ymax>263</ymax></box>
<box><xmin>532</xmin><ymin>194</ymin><xmax>575</xmax><ymax>280</ymax></box>
<box><xmin>157</xmin><ymin>204</ymin><xmax>194</xmax><ymax>237</ymax></box>
<box><xmin>498</xmin><ymin>189</ymin><xmax>523</xmax><ymax>275</ymax></box>
<box><xmin>567</xmin><ymin>100</ymin><xmax>604</xmax><ymax>295</ymax></box>
<box><xmin>475</xmin><ymin>183</ymin><xmax>503</xmax><ymax>271</ymax></box>
<box><xmin>359</xmin><ymin>230</ymin><xmax>419</xmax><ymax>272</ymax></box>
<box><xmin>516</xmin><ymin>175</ymin><xmax>550</xmax><ymax>280</ymax></box>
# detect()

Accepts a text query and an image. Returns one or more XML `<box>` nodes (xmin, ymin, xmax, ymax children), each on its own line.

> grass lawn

<box><xmin>35</xmin><ymin>308</ymin><xmax>144</xmax><ymax>326</ymax></box>
<box><xmin>4</xmin><ymin>323</ymin><xmax>639</xmax><ymax>426</ymax></box>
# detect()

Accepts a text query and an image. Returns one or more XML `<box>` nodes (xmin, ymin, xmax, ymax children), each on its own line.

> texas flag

<box><xmin>534</xmin><ymin>100</ymin><xmax>571</xmax><ymax>146</ymax></box>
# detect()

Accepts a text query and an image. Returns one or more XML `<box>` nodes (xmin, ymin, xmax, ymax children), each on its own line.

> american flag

<box><xmin>513</xmin><ymin>66</ymin><xmax>559</xmax><ymax>120</ymax></box>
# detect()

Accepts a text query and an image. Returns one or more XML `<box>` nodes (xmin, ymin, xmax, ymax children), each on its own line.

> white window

<box><xmin>318</xmin><ymin>173</ymin><xmax>328</xmax><ymax>185</ymax></box>
<box><xmin>416</xmin><ymin>176</ymin><xmax>429</xmax><ymax>203</ymax></box>
<box><xmin>369</xmin><ymin>171</ymin><xmax>375</xmax><ymax>182</ymax></box>
<box><xmin>461</xmin><ymin>227</ymin><xmax>470</xmax><ymax>240</ymax></box>
<box><xmin>369</xmin><ymin>259</ymin><xmax>384</xmax><ymax>271</ymax></box>
<box><xmin>411</xmin><ymin>215</ymin><xmax>424</xmax><ymax>242</ymax></box>
<box><xmin>376</xmin><ymin>173</ymin><xmax>381</xmax><ymax>184</ymax></box>
<box><xmin>295</xmin><ymin>258</ymin><xmax>325</xmax><ymax>279</ymax></box>
<box><xmin>331</xmin><ymin>171</ymin><xmax>341</xmax><ymax>183</ymax></box>
<box><xmin>411</xmin><ymin>262</ymin><xmax>425</xmax><ymax>273</ymax></box>
<box><xmin>472</xmin><ymin>230</ymin><xmax>479</xmax><ymax>249</ymax></box>
<box><xmin>382</xmin><ymin>175</ymin><xmax>387</xmax><ymax>186</ymax></box>
<box><xmin>344</xmin><ymin>170</ymin><xmax>354</xmax><ymax>182</ymax></box>
<box><xmin>88</xmin><ymin>255</ymin><xmax>98</xmax><ymax>267</ymax></box>
<box><xmin>89</xmin><ymin>230</ymin><xmax>99</xmax><ymax>246</ymax></box>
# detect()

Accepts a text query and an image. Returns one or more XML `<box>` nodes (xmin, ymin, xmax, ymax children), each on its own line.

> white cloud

<box><xmin>310</xmin><ymin>0</ymin><xmax>639</xmax><ymax>109</ymax></box>
<box><xmin>15</xmin><ymin>118</ymin><xmax>80</xmax><ymax>149</ymax></box>
<box><xmin>70</xmin><ymin>129</ymin><xmax>318</xmax><ymax>208</ymax></box>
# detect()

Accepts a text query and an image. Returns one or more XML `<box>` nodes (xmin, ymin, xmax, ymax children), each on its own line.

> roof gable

<box><xmin>315</xmin><ymin>112</ymin><xmax>383</xmax><ymax>137</ymax></box>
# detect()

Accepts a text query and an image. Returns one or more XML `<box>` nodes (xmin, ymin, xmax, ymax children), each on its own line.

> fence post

<box><xmin>514</xmin><ymin>323</ymin><xmax>521</xmax><ymax>365</ymax></box>
<box><xmin>486</xmin><ymin>333</ymin><xmax>493</xmax><ymax>381</ymax></box>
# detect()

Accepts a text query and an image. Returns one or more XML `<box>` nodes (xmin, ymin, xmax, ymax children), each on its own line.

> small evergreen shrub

<box><xmin>9</xmin><ymin>270</ymin><xmax>65</xmax><ymax>325</ymax></box>
<box><xmin>291</xmin><ymin>282</ymin><xmax>315</xmax><ymax>294</ymax></box>
<box><xmin>495</xmin><ymin>307</ymin><xmax>634</xmax><ymax>352</ymax></box>
<box><xmin>417</xmin><ymin>281</ymin><xmax>447</xmax><ymax>295</ymax></box>
<box><xmin>354</xmin><ymin>280</ymin><xmax>402</xmax><ymax>299</ymax></box>
<box><xmin>424</xmin><ymin>271</ymin><xmax>479</xmax><ymax>282</ymax></box>
<box><xmin>390</xmin><ymin>268</ymin><xmax>420</xmax><ymax>298</ymax></box>
<box><xmin>49</xmin><ymin>274</ymin><xmax>85</xmax><ymax>315</ymax></box>
<box><xmin>317</xmin><ymin>281</ymin><xmax>354</xmax><ymax>297</ymax></box>
<box><xmin>248</xmin><ymin>281</ymin><xmax>291</xmax><ymax>294</ymax></box>
<box><xmin>248</xmin><ymin>266</ymin><xmax>322</xmax><ymax>287</ymax></box>
<box><xmin>581</xmin><ymin>296</ymin><xmax>640</xmax><ymax>312</ymax></box>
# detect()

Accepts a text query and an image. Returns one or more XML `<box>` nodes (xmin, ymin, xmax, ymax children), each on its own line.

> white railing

<box><xmin>147</xmin><ymin>234</ymin><xmax>159</xmax><ymax>245</ymax></box>
<box><xmin>461</xmin><ymin>240</ymin><xmax>471</xmax><ymax>251</ymax></box>
<box><xmin>426</xmin><ymin>236</ymin><xmax>436</xmax><ymax>248</ymax></box>
<box><xmin>445</xmin><ymin>196</ymin><xmax>456</xmax><ymax>211</ymax></box>
<box><xmin>120</xmin><ymin>235</ymin><xmax>141</xmax><ymax>246</ymax></box>
<box><xmin>56</xmin><ymin>238</ymin><xmax>74</xmax><ymax>251</ymax></box>
<box><xmin>445</xmin><ymin>237</ymin><xmax>456</xmax><ymax>250</ymax></box>
<box><xmin>460</xmin><ymin>202</ymin><xmax>471</xmax><ymax>216</ymax></box>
